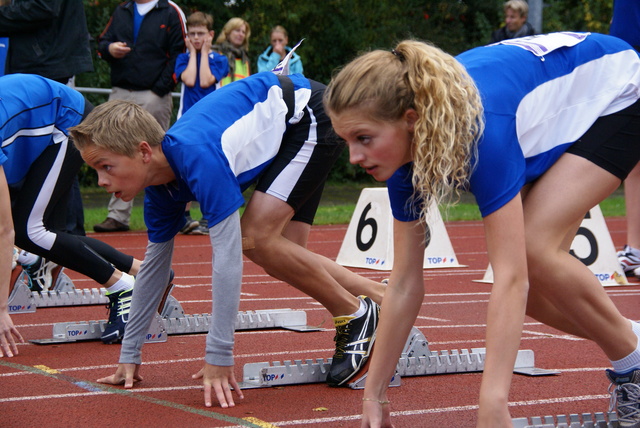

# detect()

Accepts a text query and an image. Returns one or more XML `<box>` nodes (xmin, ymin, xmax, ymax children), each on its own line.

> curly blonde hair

<box><xmin>324</xmin><ymin>40</ymin><xmax>484</xmax><ymax>223</ymax></box>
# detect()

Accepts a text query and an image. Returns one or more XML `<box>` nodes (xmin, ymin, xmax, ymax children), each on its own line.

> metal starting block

<box><xmin>512</xmin><ymin>412</ymin><xmax>619</xmax><ymax>428</ymax></box>
<box><xmin>31</xmin><ymin>293</ymin><xmax>318</xmax><ymax>344</ymax></box>
<box><xmin>239</xmin><ymin>327</ymin><xmax>559</xmax><ymax>390</ymax></box>
<box><xmin>8</xmin><ymin>268</ymin><xmax>101</xmax><ymax>314</ymax></box>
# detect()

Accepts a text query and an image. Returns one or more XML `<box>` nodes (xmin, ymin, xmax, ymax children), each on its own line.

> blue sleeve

<box><xmin>182</xmin><ymin>143</ymin><xmax>244</xmax><ymax>226</ymax></box>
<box><xmin>162</xmin><ymin>136</ymin><xmax>245</xmax><ymax>229</ymax></box>
<box><xmin>143</xmin><ymin>185</ymin><xmax>187</xmax><ymax>243</ymax></box>
<box><xmin>387</xmin><ymin>163</ymin><xmax>422</xmax><ymax>222</ymax></box>
<box><xmin>468</xmin><ymin>116</ymin><xmax>526</xmax><ymax>218</ymax></box>
<box><xmin>209</xmin><ymin>53</ymin><xmax>229</xmax><ymax>82</ymax></box>
<box><xmin>174</xmin><ymin>53</ymin><xmax>189</xmax><ymax>82</ymax></box>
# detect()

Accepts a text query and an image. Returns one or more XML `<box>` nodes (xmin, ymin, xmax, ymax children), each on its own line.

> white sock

<box><xmin>611</xmin><ymin>320</ymin><xmax>640</xmax><ymax>373</ymax></box>
<box><xmin>349</xmin><ymin>297</ymin><xmax>366</xmax><ymax>318</ymax></box>
<box><xmin>17</xmin><ymin>250</ymin><xmax>39</xmax><ymax>266</ymax></box>
<box><xmin>105</xmin><ymin>272</ymin><xmax>135</xmax><ymax>294</ymax></box>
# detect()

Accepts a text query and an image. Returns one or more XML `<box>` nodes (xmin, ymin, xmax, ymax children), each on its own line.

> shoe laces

<box><xmin>23</xmin><ymin>258</ymin><xmax>56</xmax><ymax>290</ymax></box>
<box><xmin>609</xmin><ymin>381</ymin><xmax>640</xmax><ymax>423</ymax></box>
<box><xmin>106</xmin><ymin>291</ymin><xmax>133</xmax><ymax>322</ymax></box>
<box><xmin>333</xmin><ymin>323</ymin><xmax>351</xmax><ymax>359</ymax></box>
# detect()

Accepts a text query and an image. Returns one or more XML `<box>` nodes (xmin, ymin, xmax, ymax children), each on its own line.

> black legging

<box><xmin>10</xmin><ymin>136</ymin><xmax>134</xmax><ymax>285</ymax></box>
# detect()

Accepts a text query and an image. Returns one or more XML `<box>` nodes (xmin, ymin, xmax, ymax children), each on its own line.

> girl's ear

<box><xmin>405</xmin><ymin>108</ymin><xmax>419</xmax><ymax>132</ymax></box>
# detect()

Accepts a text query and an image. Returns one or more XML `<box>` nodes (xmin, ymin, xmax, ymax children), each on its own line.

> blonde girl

<box><xmin>325</xmin><ymin>34</ymin><xmax>640</xmax><ymax>427</ymax></box>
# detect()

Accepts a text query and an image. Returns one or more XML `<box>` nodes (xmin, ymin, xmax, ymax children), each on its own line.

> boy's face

<box><xmin>505</xmin><ymin>8</ymin><xmax>526</xmax><ymax>32</ymax></box>
<box><xmin>80</xmin><ymin>145</ymin><xmax>147</xmax><ymax>202</ymax></box>
<box><xmin>187</xmin><ymin>26</ymin><xmax>213</xmax><ymax>51</ymax></box>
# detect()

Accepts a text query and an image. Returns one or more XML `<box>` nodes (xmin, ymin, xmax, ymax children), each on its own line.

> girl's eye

<box><xmin>358</xmin><ymin>136</ymin><xmax>371</xmax><ymax>145</ymax></box>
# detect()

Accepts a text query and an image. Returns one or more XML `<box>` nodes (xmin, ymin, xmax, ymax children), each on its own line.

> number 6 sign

<box><xmin>336</xmin><ymin>188</ymin><xmax>463</xmax><ymax>271</ymax></box>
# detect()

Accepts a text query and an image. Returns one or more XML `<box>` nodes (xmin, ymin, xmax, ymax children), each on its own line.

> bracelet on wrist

<box><xmin>362</xmin><ymin>397</ymin><xmax>390</xmax><ymax>405</ymax></box>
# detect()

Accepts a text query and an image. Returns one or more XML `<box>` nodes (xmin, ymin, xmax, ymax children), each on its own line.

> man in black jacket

<box><xmin>0</xmin><ymin>0</ymin><xmax>93</xmax><ymax>84</ymax></box>
<box><xmin>94</xmin><ymin>0</ymin><xmax>186</xmax><ymax>233</ymax></box>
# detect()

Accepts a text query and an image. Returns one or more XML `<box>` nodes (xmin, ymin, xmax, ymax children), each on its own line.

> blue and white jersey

<box><xmin>388</xmin><ymin>32</ymin><xmax>640</xmax><ymax>221</ymax></box>
<box><xmin>0</xmin><ymin>74</ymin><xmax>86</xmax><ymax>185</ymax></box>
<box><xmin>144</xmin><ymin>72</ymin><xmax>312</xmax><ymax>242</ymax></box>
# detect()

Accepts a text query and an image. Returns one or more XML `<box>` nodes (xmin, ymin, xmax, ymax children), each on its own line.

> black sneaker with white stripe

<box><xmin>327</xmin><ymin>296</ymin><xmax>379</xmax><ymax>387</ymax></box>
<box><xmin>101</xmin><ymin>288</ymin><xmax>133</xmax><ymax>344</ymax></box>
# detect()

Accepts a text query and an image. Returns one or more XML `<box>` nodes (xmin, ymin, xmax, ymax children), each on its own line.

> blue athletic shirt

<box><xmin>144</xmin><ymin>72</ymin><xmax>312</xmax><ymax>242</ymax></box>
<box><xmin>175</xmin><ymin>51</ymin><xmax>229</xmax><ymax>116</ymax></box>
<box><xmin>0</xmin><ymin>74</ymin><xmax>86</xmax><ymax>185</ymax></box>
<box><xmin>388</xmin><ymin>32</ymin><xmax>640</xmax><ymax>221</ymax></box>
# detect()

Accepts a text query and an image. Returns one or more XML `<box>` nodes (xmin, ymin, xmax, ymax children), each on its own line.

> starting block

<box><xmin>512</xmin><ymin>412</ymin><xmax>618</xmax><ymax>428</ymax></box>
<box><xmin>238</xmin><ymin>327</ymin><xmax>557</xmax><ymax>389</ymax></box>
<box><xmin>31</xmin><ymin>289</ymin><xmax>318</xmax><ymax>344</ymax></box>
<box><xmin>8</xmin><ymin>266</ymin><xmax>104</xmax><ymax>314</ymax></box>
<box><xmin>476</xmin><ymin>205</ymin><xmax>628</xmax><ymax>287</ymax></box>
<box><xmin>336</xmin><ymin>188</ymin><xmax>464</xmax><ymax>270</ymax></box>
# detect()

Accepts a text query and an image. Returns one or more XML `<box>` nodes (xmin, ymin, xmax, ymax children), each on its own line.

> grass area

<box><xmin>81</xmin><ymin>185</ymin><xmax>627</xmax><ymax>232</ymax></box>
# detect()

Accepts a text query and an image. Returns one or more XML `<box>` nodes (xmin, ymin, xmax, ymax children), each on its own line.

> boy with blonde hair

<box><xmin>70</xmin><ymin>72</ymin><xmax>386</xmax><ymax>407</ymax></box>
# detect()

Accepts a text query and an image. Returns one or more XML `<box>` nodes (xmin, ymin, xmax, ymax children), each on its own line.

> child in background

<box><xmin>175</xmin><ymin>11</ymin><xmax>229</xmax><ymax>118</ymax></box>
<box><xmin>257</xmin><ymin>25</ymin><xmax>303</xmax><ymax>74</ymax></box>
<box><xmin>175</xmin><ymin>11</ymin><xmax>229</xmax><ymax>235</ymax></box>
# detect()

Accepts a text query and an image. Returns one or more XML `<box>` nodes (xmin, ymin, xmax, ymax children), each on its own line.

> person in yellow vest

<box><xmin>214</xmin><ymin>17</ymin><xmax>250</xmax><ymax>87</ymax></box>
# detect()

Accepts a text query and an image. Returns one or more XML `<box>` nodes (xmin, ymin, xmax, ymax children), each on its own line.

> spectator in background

<box><xmin>489</xmin><ymin>0</ymin><xmax>536</xmax><ymax>43</ymax></box>
<box><xmin>0</xmin><ymin>0</ymin><xmax>93</xmax><ymax>85</ymax></box>
<box><xmin>175</xmin><ymin>11</ymin><xmax>229</xmax><ymax>235</ymax></box>
<box><xmin>257</xmin><ymin>25</ymin><xmax>303</xmax><ymax>74</ymax></box>
<box><xmin>612</xmin><ymin>0</ymin><xmax>640</xmax><ymax>276</ymax></box>
<box><xmin>214</xmin><ymin>17</ymin><xmax>251</xmax><ymax>87</ymax></box>
<box><xmin>93</xmin><ymin>0</ymin><xmax>186</xmax><ymax>233</ymax></box>
<box><xmin>0</xmin><ymin>0</ymin><xmax>95</xmax><ymax>236</ymax></box>
<box><xmin>176</xmin><ymin>11</ymin><xmax>228</xmax><ymax>118</ymax></box>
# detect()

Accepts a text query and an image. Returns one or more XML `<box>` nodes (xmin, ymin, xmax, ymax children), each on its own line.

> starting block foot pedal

<box><xmin>512</xmin><ymin>412</ymin><xmax>618</xmax><ymax>428</ymax></box>
<box><xmin>349</xmin><ymin>327</ymin><xmax>559</xmax><ymax>389</ymax></box>
<box><xmin>7</xmin><ymin>278</ymin><xmax>35</xmax><ymax>314</ymax></box>
<box><xmin>9</xmin><ymin>265</ymin><xmax>109</xmax><ymax>312</ymax></box>
<box><xmin>30</xmin><ymin>313</ymin><xmax>168</xmax><ymax>345</ymax></box>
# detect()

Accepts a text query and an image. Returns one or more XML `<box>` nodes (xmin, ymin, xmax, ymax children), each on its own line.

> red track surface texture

<box><xmin>2</xmin><ymin>218</ymin><xmax>639</xmax><ymax>427</ymax></box>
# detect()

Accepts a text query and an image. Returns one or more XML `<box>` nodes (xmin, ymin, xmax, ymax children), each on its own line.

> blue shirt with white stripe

<box><xmin>388</xmin><ymin>32</ymin><xmax>640</xmax><ymax>221</ymax></box>
<box><xmin>0</xmin><ymin>74</ymin><xmax>86</xmax><ymax>186</ymax></box>
<box><xmin>144</xmin><ymin>72</ymin><xmax>312</xmax><ymax>242</ymax></box>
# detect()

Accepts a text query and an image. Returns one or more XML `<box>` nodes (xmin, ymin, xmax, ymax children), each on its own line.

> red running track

<box><xmin>1</xmin><ymin>218</ymin><xmax>639</xmax><ymax>427</ymax></box>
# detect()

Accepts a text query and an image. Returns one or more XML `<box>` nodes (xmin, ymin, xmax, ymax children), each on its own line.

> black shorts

<box><xmin>254</xmin><ymin>79</ymin><xmax>344</xmax><ymax>224</ymax></box>
<box><xmin>566</xmin><ymin>98</ymin><xmax>640</xmax><ymax>180</ymax></box>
